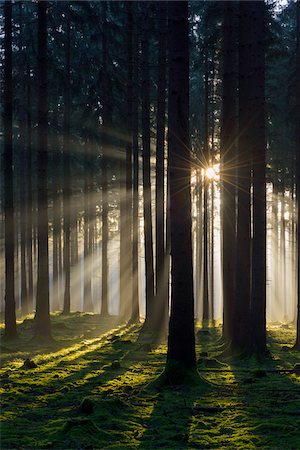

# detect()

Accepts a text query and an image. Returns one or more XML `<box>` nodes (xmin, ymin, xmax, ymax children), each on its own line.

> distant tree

<box><xmin>3</xmin><ymin>0</ymin><xmax>17</xmax><ymax>339</ymax></box>
<box><xmin>101</xmin><ymin>0</ymin><xmax>110</xmax><ymax>317</ymax></box>
<box><xmin>62</xmin><ymin>4</ymin><xmax>71</xmax><ymax>315</ymax></box>
<box><xmin>166</xmin><ymin>1</ymin><xmax>196</xmax><ymax>374</ymax></box>
<box><xmin>18</xmin><ymin>2</ymin><xmax>29</xmax><ymax>316</ymax></box>
<box><xmin>35</xmin><ymin>0</ymin><xmax>51</xmax><ymax>338</ymax></box>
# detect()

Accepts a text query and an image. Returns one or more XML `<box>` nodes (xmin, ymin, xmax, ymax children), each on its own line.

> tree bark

<box><xmin>35</xmin><ymin>0</ymin><xmax>51</xmax><ymax>338</ymax></box>
<box><xmin>4</xmin><ymin>0</ymin><xmax>17</xmax><ymax>339</ymax></box>
<box><xmin>166</xmin><ymin>1</ymin><xmax>196</xmax><ymax>370</ymax></box>
<box><xmin>295</xmin><ymin>0</ymin><xmax>300</xmax><ymax>348</ymax></box>
<box><xmin>62</xmin><ymin>5</ymin><xmax>71</xmax><ymax>315</ymax></box>
<box><xmin>221</xmin><ymin>1</ymin><xmax>237</xmax><ymax>340</ymax></box>
<box><xmin>155</xmin><ymin>1</ymin><xmax>168</xmax><ymax>333</ymax></box>
<box><xmin>141</xmin><ymin>10</ymin><xmax>155</xmax><ymax>330</ymax></box>
<box><xmin>249</xmin><ymin>1</ymin><xmax>267</xmax><ymax>355</ymax></box>
<box><xmin>131</xmin><ymin>6</ymin><xmax>140</xmax><ymax>323</ymax></box>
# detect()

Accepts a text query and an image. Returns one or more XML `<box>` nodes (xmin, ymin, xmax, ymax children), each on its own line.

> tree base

<box><xmin>150</xmin><ymin>360</ymin><xmax>211</xmax><ymax>388</ymax></box>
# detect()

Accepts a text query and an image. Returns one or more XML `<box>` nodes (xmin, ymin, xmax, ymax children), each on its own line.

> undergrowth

<box><xmin>0</xmin><ymin>314</ymin><xmax>299</xmax><ymax>449</ymax></box>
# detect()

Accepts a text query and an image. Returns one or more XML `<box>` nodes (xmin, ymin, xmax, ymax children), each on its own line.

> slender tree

<box><xmin>232</xmin><ymin>0</ymin><xmax>252</xmax><ymax>352</ymax></box>
<box><xmin>62</xmin><ymin>4</ymin><xmax>71</xmax><ymax>314</ymax></box>
<box><xmin>155</xmin><ymin>1</ymin><xmax>168</xmax><ymax>333</ymax></box>
<box><xmin>63</xmin><ymin>3</ymin><xmax>71</xmax><ymax>314</ymax></box>
<box><xmin>3</xmin><ymin>0</ymin><xmax>17</xmax><ymax>339</ymax></box>
<box><xmin>221</xmin><ymin>0</ymin><xmax>237</xmax><ymax>341</ymax></box>
<box><xmin>295</xmin><ymin>0</ymin><xmax>300</xmax><ymax>349</ymax></box>
<box><xmin>141</xmin><ymin>7</ymin><xmax>155</xmax><ymax>330</ymax></box>
<box><xmin>101</xmin><ymin>1</ymin><xmax>110</xmax><ymax>317</ymax></box>
<box><xmin>130</xmin><ymin>6</ymin><xmax>140</xmax><ymax>323</ymax></box>
<box><xmin>250</xmin><ymin>0</ymin><xmax>267</xmax><ymax>355</ymax></box>
<box><xmin>35</xmin><ymin>0</ymin><xmax>51</xmax><ymax>338</ymax></box>
<box><xmin>125</xmin><ymin>0</ymin><xmax>133</xmax><ymax>318</ymax></box>
<box><xmin>166</xmin><ymin>1</ymin><xmax>196</xmax><ymax>373</ymax></box>
<box><xmin>26</xmin><ymin>61</ymin><xmax>34</xmax><ymax>313</ymax></box>
<box><xmin>18</xmin><ymin>2</ymin><xmax>29</xmax><ymax>316</ymax></box>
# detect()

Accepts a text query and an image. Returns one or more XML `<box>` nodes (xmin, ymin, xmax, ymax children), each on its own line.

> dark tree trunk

<box><xmin>232</xmin><ymin>0</ymin><xmax>252</xmax><ymax>351</ymax></box>
<box><xmin>295</xmin><ymin>0</ymin><xmax>300</xmax><ymax>348</ymax></box>
<box><xmin>141</xmin><ymin>12</ymin><xmax>155</xmax><ymax>330</ymax></box>
<box><xmin>26</xmin><ymin>61</ymin><xmax>34</xmax><ymax>313</ymax></box>
<box><xmin>249</xmin><ymin>1</ymin><xmax>267</xmax><ymax>355</ymax></box>
<box><xmin>131</xmin><ymin>7</ymin><xmax>140</xmax><ymax>323</ymax></box>
<box><xmin>51</xmin><ymin>102</ymin><xmax>60</xmax><ymax>312</ymax></box>
<box><xmin>18</xmin><ymin>3</ymin><xmax>29</xmax><ymax>316</ymax></box>
<box><xmin>125</xmin><ymin>1</ymin><xmax>133</xmax><ymax>319</ymax></box>
<box><xmin>35</xmin><ymin>1</ymin><xmax>51</xmax><ymax>338</ymax></box>
<box><xmin>155</xmin><ymin>1</ymin><xmax>168</xmax><ymax>333</ymax></box>
<box><xmin>83</xmin><ymin>141</ymin><xmax>92</xmax><ymax>312</ymax></box>
<box><xmin>3</xmin><ymin>0</ymin><xmax>17</xmax><ymax>339</ymax></box>
<box><xmin>221</xmin><ymin>1</ymin><xmax>237</xmax><ymax>340</ymax></box>
<box><xmin>101</xmin><ymin>1</ymin><xmax>110</xmax><ymax>317</ymax></box>
<box><xmin>62</xmin><ymin>6</ymin><xmax>71</xmax><ymax>315</ymax></box>
<box><xmin>202</xmin><ymin>55</ymin><xmax>209</xmax><ymax>326</ymax></box>
<box><xmin>166</xmin><ymin>1</ymin><xmax>196</xmax><ymax>371</ymax></box>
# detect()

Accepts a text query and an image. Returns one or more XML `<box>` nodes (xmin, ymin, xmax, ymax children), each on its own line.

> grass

<box><xmin>0</xmin><ymin>314</ymin><xmax>300</xmax><ymax>449</ymax></box>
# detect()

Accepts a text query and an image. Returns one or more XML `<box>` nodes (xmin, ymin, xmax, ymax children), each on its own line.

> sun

<box><xmin>206</xmin><ymin>167</ymin><xmax>216</xmax><ymax>180</ymax></box>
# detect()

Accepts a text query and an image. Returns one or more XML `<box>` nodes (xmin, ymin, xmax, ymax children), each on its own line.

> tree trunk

<box><xmin>249</xmin><ymin>1</ymin><xmax>267</xmax><ymax>355</ymax></box>
<box><xmin>83</xmin><ymin>141</ymin><xmax>93</xmax><ymax>312</ymax></box>
<box><xmin>131</xmin><ymin>7</ymin><xmax>140</xmax><ymax>323</ymax></box>
<box><xmin>232</xmin><ymin>0</ymin><xmax>252</xmax><ymax>352</ymax></box>
<box><xmin>4</xmin><ymin>0</ymin><xmax>17</xmax><ymax>339</ymax></box>
<box><xmin>51</xmin><ymin>102</ymin><xmax>60</xmax><ymax>312</ymax></box>
<box><xmin>126</xmin><ymin>1</ymin><xmax>133</xmax><ymax>319</ymax></box>
<box><xmin>295</xmin><ymin>0</ymin><xmax>300</xmax><ymax>348</ymax></box>
<box><xmin>18</xmin><ymin>3</ymin><xmax>29</xmax><ymax>316</ymax></box>
<box><xmin>26</xmin><ymin>61</ymin><xmax>34</xmax><ymax>313</ymax></box>
<box><xmin>35</xmin><ymin>1</ymin><xmax>51</xmax><ymax>338</ymax></box>
<box><xmin>202</xmin><ymin>55</ymin><xmax>209</xmax><ymax>326</ymax></box>
<box><xmin>101</xmin><ymin>1</ymin><xmax>110</xmax><ymax>317</ymax></box>
<box><xmin>166</xmin><ymin>1</ymin><xmax>196</xmax><ymax>371</ymax></box>
<box><xmin>155</xmin><ymin>1</ymin><xmax>168</xmax><ymax>333</ymax></box>
<box><xmin>221</xmin><ymin>1</ymin><xmax>237</xmax><ymax>341</ymax></box>
<box><xmin>141</xmin><ymin>12</ymin><xmax>155</xmax><ymax>330</ymax></box>
<box><xmin>62</xmin><ymin>6</ymin><xmax>71</xmax><ymax>314</ymax></box>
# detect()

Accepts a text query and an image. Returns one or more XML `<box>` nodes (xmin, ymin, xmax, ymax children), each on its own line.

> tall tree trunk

<box><xmin>62</xmin><ymin>6</ymin><xmax>71</xmax><ymax>315</ymax></box>
<box><xmin>221</xmin><ymin>1</ymin><xmax>237</xmax><ymax>340</ymax></box>
<box><xmin>155</xmin><ymin>1</ymin><xmax>168</xmax><ymax>333</ymax></box>
<box><xmin>131</xmin><ymin>7</ymin><xmax>140</xmax><ymax>323</ymax></box>
<box><xmin>202</xmin><ymin>55</ymin><xmax>209</xmax><ymax>326</ymax></box>
<box><xmin>166</xmin><ymin>1</ymin><xmax>196</xmax><ymax>372</ymax></box>
<box><xmin>141</xmin><ymin>12</ymin><xmax>155</xmax><ymax>330</ymax></box>
<box><xmin>51</xmin><ymin>101</ymin><xmax>60</xmax><ymax>312</ymax></box>
<box><xmin>232</xmin><ymin>0</ymin><xmax>252</xmax><ymax>352</ymax></box>
<box><xmin>124</xmin><ymin>0</ymin><xmax>133</xmax><ymax>319</ymax></box>
<box><xmin>18</xmin><ymin>3</ymin><xmax>29</xmax><ymax>316</ymax></box>
<box><xmin>35</xmin><ymin>1</ymin><xmax>51</xmax><ymax>338</ymax></box>
<box><xmin>3</xmin><ymin>0</ymin><xmax>17</xmax><ymax>339</ymax></box>
<box><xmin>26</xmin><ymin>61</ymin><xmax>34</xmax><ymax>313</ymax></box>
<box><xmin>83</xmin><ymin>141</ymin><xmax>92</xmax><ymax>312</ymax></box>
<box><xmin>250</xmin><ymin>1</ymin><xmax>267</xmax><ymax>355</ymax></box>
<box><xmin>295</xmin><ymin>0</ymin><xmax>300</xmax><ymax>348</ymax></box>
<box><xmin>101</xmin><ymin>1</ymin><xmax>110</xmax><ymax>317</ymax></box>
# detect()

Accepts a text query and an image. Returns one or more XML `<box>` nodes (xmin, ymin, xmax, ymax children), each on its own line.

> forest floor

<box><xmin>0</xmin><ymin>313</ymin><xmax>300</xmax><ymax>449</ymax></box>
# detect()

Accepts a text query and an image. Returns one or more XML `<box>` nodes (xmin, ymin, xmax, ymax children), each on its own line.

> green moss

<box><xmin>1</xmin><ymin>316</ymin><xmax>300</xmax><ymax>449</ymax></box>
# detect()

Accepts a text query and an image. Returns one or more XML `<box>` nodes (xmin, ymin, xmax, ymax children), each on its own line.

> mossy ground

<box><xmin>1</xmin><ymin>314</ymin><xmax>299</xmax><ymax>449</ymax></box>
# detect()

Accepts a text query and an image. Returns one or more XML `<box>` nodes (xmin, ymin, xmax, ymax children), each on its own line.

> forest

<box><xmin>1</xmin><ymin>0</ymin><xmax>300</xmax><ymax>448</ymax></box>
